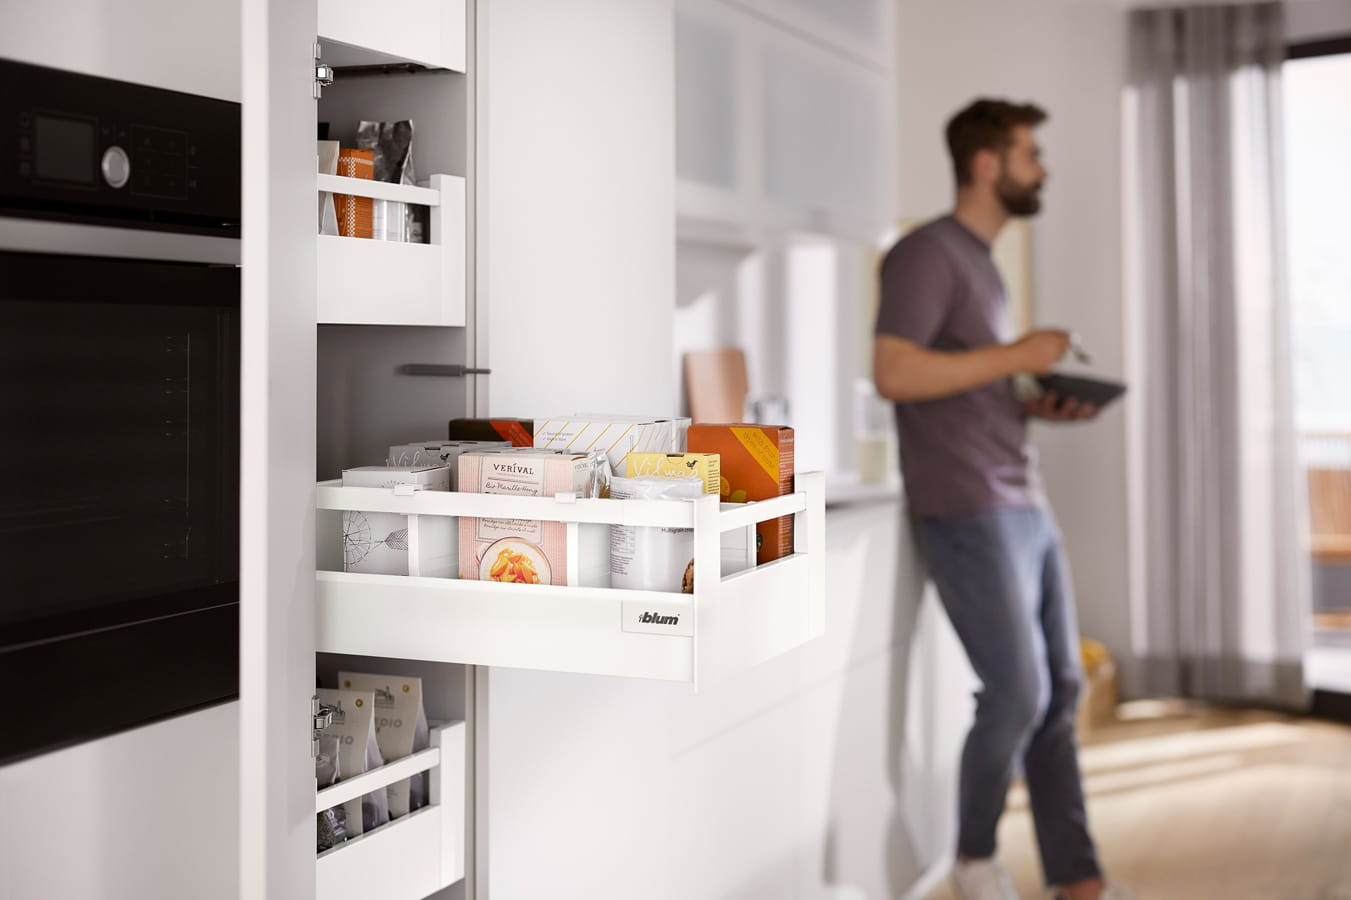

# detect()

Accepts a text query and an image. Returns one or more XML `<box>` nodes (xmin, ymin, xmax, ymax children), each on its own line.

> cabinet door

<box><xmin>240</xmin><ymin>0</ymin><xmax>320</xmax><ymax>896</ymax></box>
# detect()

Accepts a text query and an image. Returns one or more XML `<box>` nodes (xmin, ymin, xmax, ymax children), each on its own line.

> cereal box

<box><xmin>623</xmin><ymin>452</ymin><xmax>721</xmax><ymax>495</ymax></box>
<box><xmin>457</xmin><ymin>449</ymin><xmax>592</xmax><ymax>586</ymax></box>
<box><xmin>687</xmin><ymin>424</ymin><xmax>795</xmax><ymax>565</ymax></box>
<box><xmin>533</xmin><ymin>415</ymin><xmax>676</xmax><ymax>473</ymax></box>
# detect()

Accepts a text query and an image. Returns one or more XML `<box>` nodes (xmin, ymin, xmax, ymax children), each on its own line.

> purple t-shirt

<box><xmin>875</xmin><ymin>216</ymin><xmax>1043</xmax><ymax>517</ymax></box>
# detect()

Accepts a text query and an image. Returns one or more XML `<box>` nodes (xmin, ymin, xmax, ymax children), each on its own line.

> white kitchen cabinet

<box><xmin>319</xmin><ymin>0</ymin><xmax>466</xmax><ymax>71</ymax></box>
<box><xmin>244</xmin><ymin>1</ymin><xmax>821</xmax><ymax>898</ymax></box>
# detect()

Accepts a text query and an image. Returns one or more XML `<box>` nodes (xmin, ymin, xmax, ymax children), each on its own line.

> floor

<box><xmin>922</xmin><ymin>700</ymin><xmax>1351</xmax><ymax>900</ymax></box>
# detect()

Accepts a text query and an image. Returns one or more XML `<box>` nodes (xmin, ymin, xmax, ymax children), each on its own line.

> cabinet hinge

<box><xmin>314</xmin><ymin>42</ymin><xmax>334</xmax><ymax>99</ymax></box>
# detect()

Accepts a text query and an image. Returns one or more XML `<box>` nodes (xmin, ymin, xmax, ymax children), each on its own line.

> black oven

<box><xmin>0</xmin><ymin>59</ymin><xmax>241</xmax><ymax>765</ymax></box>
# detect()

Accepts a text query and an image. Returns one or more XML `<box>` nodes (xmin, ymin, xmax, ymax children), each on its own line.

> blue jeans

<box><xmin>912</xmin><ymin>506</ymin><xmax>1102</xmax><ymax>887</ymax></box>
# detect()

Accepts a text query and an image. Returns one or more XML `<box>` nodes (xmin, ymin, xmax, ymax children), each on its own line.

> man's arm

<box><xmin>873</xmin><ymin>330</ymin><xmax>1071</xmax><ymax>403</ymax></box>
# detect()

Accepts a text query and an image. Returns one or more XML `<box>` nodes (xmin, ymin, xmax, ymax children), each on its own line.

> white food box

<box><xmin>387</xmin><ymin>440</ymin><xmax>512</xmax><ymax>488</ymax></box>
<box><xmin>340</xmin><ymin>465</ymin><xmax>455</xmax><ymax>577</ymax></box>
<box><xmin>534</xmin><ymin>415</ymin><xmax>679</xmax><ymax>473</ymax></box>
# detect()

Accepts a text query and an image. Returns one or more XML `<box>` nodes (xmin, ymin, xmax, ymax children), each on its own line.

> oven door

<box><xmin>0</xmin><ymin>248</ymin><xmax>239</xmax><ymax>764</ymax></box>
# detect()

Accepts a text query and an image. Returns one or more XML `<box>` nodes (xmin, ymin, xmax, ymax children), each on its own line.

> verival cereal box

<box><xmin>458</xmin><ymin>450</ymin><xmax>591</xmax><ymax>585</ymax></box>
<box><xmin>624</xmin><ymin>452</ymin><xmax>721</xmax><ymax>495</ymax></box>
<box><xmin>687</xmin><ymin>424</ymin><xmax>794</xmax><ymax>565</ymax></box>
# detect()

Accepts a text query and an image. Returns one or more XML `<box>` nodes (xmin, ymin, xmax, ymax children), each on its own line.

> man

<box><xmin>873</xmin><ymin>99</ymin><xmax>1127</xmax><ymax>900</ymax></box>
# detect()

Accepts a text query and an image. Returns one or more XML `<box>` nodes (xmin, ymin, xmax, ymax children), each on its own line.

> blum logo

<box><xmin>638</xmin><ymin>611</ymin><xmax>680</xmax><ymax>626</ymax></box>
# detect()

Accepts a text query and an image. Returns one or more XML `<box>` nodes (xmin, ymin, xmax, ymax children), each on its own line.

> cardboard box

<box><xmin>457</xmin><ymin>450</ymin><xmax>606</xmax><ymax>586</ymax></box>
<box><xmin>447</xmin><ymin>417</ymin><xmax>535</xmax><ymax>447</ymax></box>
<box><xmin>388</xmin><ymin>440</ymin><xmax>512</xmax><ymax>487</ymax></box>
<box><xmin>335</xmin><ymin>148</ymin><xmax>374</xmax><ymax>239</ymax></box>
<box><xmin>534</xmin><ymin>415</ymin><xmax>677</xmax><ymax>473</ymax></box>
<box><xmin>687</xmin><ymin>424</ymin><xmax>795</xmax><ymax>565</ymax></box>
<box><xmin>624</xmin><ymin>452</ymin><xmax>721</xmax><ymax>495</ymax></box>
<box><xmin>340</xmin><ymin>466</ymin><xmax>454</xmax><ymax>577</ymax></box>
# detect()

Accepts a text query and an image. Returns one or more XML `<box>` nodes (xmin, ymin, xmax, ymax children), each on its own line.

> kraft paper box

<box><xmin>624</xmin><ymin>452</ymin><xmax>721</xmax><ymax>495</ymax></box>
<box><xmin>340</xmin><ymin>465</ymin><xmax>454</xmax><ymax>577</ymax></box>
<box><xmin>447</xmin><ymin>417</ymin><xmax>534</xmax><ymax>447</ymax></box>
<box><xmin>534</xmin><ymin>415</ymin><xmax>677</xmax><ymax>473</ymax></box>
<box><xmin>457</xmin><ymin>450</ymin><xmax>607</xmax><ymax>586</ymax></box>
<box><xmin>687</xmin><ymin>424</ymin><xmax>795</xmax><ymax>565</ymax></box>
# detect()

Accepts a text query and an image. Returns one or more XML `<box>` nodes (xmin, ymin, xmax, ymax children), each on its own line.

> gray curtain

<box><xmin>1125</xmin><ymin>3</ymin><xmax>1311</xmax><ymax>707</ymax></box>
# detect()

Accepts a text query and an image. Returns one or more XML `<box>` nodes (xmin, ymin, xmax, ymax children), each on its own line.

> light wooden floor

<box><xmin>923</xmin><ymin>701</ymin><xmax>1351</xmax><ymax>900</ymax></box>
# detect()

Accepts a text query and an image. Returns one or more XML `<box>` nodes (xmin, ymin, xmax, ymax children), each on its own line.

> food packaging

<box><xmin>457</xmin><ymin>449</ymin><xmax>608</xmax><ymax>586</ymax></box>
<box><xmin>609</xmin><ymin>475</ymin><xmax>705</xmax><ymax>592</ymax></box>
<box><xmin>447</xmin><ymin>417</ymin><xmax>535</xmax><ymax>447</ymax></box>
<box><xmin>339</xmin><ymin>465</ymin><xmax>454</xmax><ymax>576</ymax></box>
<box><xmin>624</xmin><ymin>452</ymin><xmax>721</xmax><ymax>495</ymax></box>
<box><xmin>533</xmin><ymin>415</ymin><xmax>680</xmax><ymax>474</ymax></box>
<box><xmin>687</xmin><ymin>424</ymin><xmax>795</xmax><ymax>565</ymax></box>
<box><xmin>334</xmin><ymin>148</ymin><xmax>374</xmax><ymax>239</ymax></box>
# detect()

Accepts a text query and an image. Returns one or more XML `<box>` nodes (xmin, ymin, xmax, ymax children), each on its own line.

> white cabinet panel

<box><xmin>675</xmin><ymin>13</ymin><xmax>739</xmax><ymax>188</ymax></box>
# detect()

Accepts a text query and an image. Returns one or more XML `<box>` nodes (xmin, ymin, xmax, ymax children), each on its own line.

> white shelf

<box><xmin>317</xmin><ymin>721</ymin><xmax>466</xmax><ymax>900</ymax></box>
<box><xmin>314</xmin><ymin>472</ymin><xmax>827</xmax><ymax>687</ymax></box>
<box><xmin>317</xmin><ymin>173</ymin><xmax>466</xmax><ymax>326</ymax></box>
<box><xmin>318</xmin><ymin>0</ymin><xmax>466</xmax><ymax>71</ymax></box>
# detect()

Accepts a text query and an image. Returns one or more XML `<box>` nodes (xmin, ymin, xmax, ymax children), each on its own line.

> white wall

<box><xmin>895</xmin><ymin>0</ymin><xmax>1134</xmax><ymax>682</ymax></box>
<box><xmin>0</xmin><ymin>7</ymin><xmax>243</xmax><ymax>899</ymax></box>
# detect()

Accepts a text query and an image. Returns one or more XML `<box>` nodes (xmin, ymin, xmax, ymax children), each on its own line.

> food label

<box><xmin>476</xmin><ymin>458</ymin><xmax>545</xmax><ymax>543</ymax></box>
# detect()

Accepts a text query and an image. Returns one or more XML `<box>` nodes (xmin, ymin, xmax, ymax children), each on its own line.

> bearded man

<box><xmin>873</xmin><ymin>99</ymin><xmax>1128</xmax><ymax>900</ymax></box>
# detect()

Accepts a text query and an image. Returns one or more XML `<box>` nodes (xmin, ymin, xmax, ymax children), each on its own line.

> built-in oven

<box><xmin>0</xmin><ymin>58</ymin><xmax>241</xmax><ymax>765</ymax></box>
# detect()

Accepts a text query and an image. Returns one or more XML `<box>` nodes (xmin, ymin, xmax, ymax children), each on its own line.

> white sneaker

<box><xmin>952</xmin><ymin>857</ymin><xmax>1020</xmax><ymax>900</ymax></box>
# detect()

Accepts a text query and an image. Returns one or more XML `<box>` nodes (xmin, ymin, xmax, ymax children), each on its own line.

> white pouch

<box><xmin>338</xmin><ymin>672</ymin><xmax>430</xmax><ymax>818</ymax></box>
<box><xmin>317</xmin><ymin>688</ymin><xmax>390</xmax><ymax>836</ymax></box>
<box><xmin>609</xmin><ymin>476</ymin><xmax>704</xmax><ymax>592</ymax></box>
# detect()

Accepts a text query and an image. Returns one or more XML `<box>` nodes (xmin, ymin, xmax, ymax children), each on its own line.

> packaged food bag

<box><xmin>609</xmin><ymin>475</ymin><xmax>705</xmax><ymax>592</ymax></box>
<box><xmin>317</xmin><ymin>688</ymin><xmax>390</xmax><ymax>836</ymax></box>
<box><xmin>337</xmin><ymin>672</ymin><xmax>430</xmax><ymax>818</ymax></box>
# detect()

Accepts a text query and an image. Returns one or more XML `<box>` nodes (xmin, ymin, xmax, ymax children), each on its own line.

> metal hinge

<box><xmin>311</xmin><ymin>694</ymin><xmax>338</xmax><ymax>759</ymax></box>
<box><xmin>314</xmin><ymin>42</ymin><xmax>335</xmax><ymax>99</ymax></box>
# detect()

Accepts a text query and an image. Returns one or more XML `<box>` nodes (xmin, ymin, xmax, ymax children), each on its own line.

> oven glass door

<box><xmin>0</xmin><ymin>250</ymin><xmax>239</xmax><ymax>763</ymax></box>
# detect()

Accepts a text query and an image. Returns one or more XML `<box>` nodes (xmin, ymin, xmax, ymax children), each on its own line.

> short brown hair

<box><xmin>945</xmin><ymin>99</ymin><xmax>1047</xmax><ymax>185</ymax></box>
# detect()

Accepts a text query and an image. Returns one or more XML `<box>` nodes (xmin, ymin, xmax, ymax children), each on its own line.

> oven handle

<box><xmin>0</xmin><ymin>216</ymin><xmax>240</xmax><ymax>265</ymax></box>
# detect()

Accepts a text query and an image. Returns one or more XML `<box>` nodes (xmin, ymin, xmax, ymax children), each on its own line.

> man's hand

<box><xmin>1025</xmin><ymin>391</ymin><xmax>1098</xmax><ymax>422</ymax></box>
<box><xmin>1010</xmin><ymin>329</ymin><xmax>1071</xmax><ymax>374</ymax></box>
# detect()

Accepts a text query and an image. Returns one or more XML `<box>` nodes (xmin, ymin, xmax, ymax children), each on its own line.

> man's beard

<box><xmin>997</xmin><ymin>175</ymin><xmax>1042</xmax><ymax>217</ymax></box>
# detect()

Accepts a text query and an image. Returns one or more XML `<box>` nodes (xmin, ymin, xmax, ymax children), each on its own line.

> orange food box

<box><xmin>687</xmin><ymin>424</ymin><xmax>794</xmax><ymax>565</ymax></box>
<box><xmin>335</xmin><ymin>148</ymin><xmax>374</xmax><ymax>239</ymax></box>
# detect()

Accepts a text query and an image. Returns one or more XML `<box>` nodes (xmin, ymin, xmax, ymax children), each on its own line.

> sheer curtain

<box><xmin>1124</xmin><ymin>2</ymin><xmax>1311</xmax><ymax>707</ymax></box>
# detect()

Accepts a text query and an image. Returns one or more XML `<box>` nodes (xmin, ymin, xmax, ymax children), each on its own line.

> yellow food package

<box><xmin>623</xmin><ymin>452</ymin><xmax>721</xmax><ymax>495</ymax></box>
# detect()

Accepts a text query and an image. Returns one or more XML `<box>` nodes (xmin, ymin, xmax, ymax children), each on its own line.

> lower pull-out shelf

<box><xmin>314</xmin><ymin>472</ymin><xmax>826</xmax><ymax>687</ymax></box>
<box><xmin>317</xmin><ymin>721</ymin><xmax>466</xmax><ymax>900</ymax></box>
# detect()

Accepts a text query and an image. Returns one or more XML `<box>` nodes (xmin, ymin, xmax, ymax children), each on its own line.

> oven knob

<box><xmin>101</xmin><ymin>145</ymin><xmax>131</xmax><ymax>189</ymax></box>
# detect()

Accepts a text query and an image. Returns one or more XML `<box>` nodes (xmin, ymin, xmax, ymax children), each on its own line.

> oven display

<box><xmin>34</xmin><ymin>114</ymin><xmax>96</xmax><ymax>185</ymax></box>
